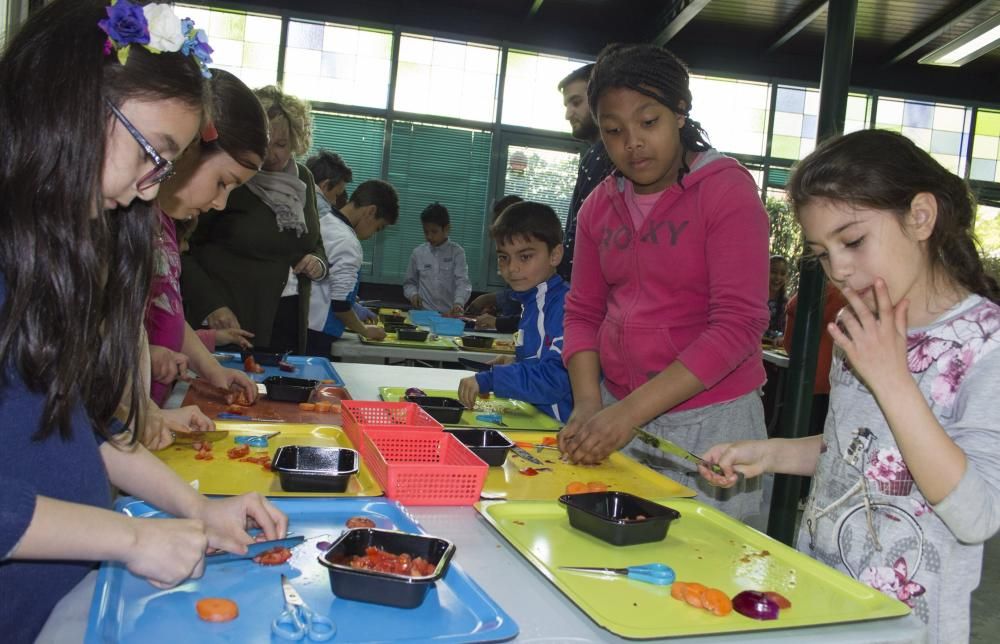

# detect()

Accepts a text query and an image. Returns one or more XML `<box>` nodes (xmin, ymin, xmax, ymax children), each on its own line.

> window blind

<box><xmin>306</xmin><ymin>111</ymin><xmax>386</xmax><ymax>276</ymax></box>
<box><xmin>382</xmin><ymin>120</ymin><xmax>493</xmax><ymax>287</ymax></box>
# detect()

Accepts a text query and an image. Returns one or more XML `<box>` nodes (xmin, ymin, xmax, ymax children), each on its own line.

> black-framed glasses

<box><xmin>104</xmin><ymin>98</ymin><xmax>175</xmax><ymax>191</ymax></box>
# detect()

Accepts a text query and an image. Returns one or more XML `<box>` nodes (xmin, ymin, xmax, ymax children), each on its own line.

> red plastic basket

<box><xmin>340</xmin><ymin>401</ymin><xmax>442</xmax><ymax>457</ymax></box>
<box><xmin>362</xmin><ymin>430</ymin><xmax>488</xmax><ymax>506</ymax></box>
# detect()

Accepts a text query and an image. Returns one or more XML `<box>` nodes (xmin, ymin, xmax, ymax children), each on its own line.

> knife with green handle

<box><xmin>633</xmin><ymin>426</ymin><xmax>727</xmax><ymax>476</ymax></box>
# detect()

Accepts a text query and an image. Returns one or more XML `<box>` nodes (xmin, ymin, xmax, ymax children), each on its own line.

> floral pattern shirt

<box><xmin>796</xmin><ymin>294</ymin><xmax>1000</xmax><ymax>643</ymax></box>
<box><xmin>145</xmin><ymin>209</ymin><xmax>185</xmax><ymax>405</ymax></box>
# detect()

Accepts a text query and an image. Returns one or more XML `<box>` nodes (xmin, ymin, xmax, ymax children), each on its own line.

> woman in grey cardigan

<box><xmin>182</xmin><ymin>86</ymin><xmax>327</xmax><ymax>354</ymax></box>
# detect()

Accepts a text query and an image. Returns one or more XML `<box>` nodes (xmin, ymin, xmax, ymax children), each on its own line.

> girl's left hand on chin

<box><xmin>561</xmin><ymin>405</ymin><xmax>635</xmax><ymax>465</ymax></box>
<box><xmin>195</xmin><ymin>493</ymin><xmax>288</xmax><ymax>554</ymax></box>
<box><xmin>828</xmin><ymin>278</ymin><xmax>911</xmax><ymax>391</ymax></box>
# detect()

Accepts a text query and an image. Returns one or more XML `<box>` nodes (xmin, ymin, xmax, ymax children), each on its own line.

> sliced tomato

<box><xmin>253</xmin><ymin>546</ymin><xmax>292</xmax><ymax>566</ymax></box>
<box><xmin>519</xmin><ymin>467</ymin><xmax>539</xmax><ymax>476</ymax></box>
<box><xmin>227</xmin><ymin>445</ymin><xmax>250</xmax><ymax>459</ymax></box>
<box><xmin>346</xmin><ymin>516</ymin><xmax>376</xmax><ymax>529</ymax></box>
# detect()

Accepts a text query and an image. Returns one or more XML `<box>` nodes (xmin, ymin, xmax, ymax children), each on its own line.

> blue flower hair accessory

<box><xmin>99</xmin><ymin>0</ymin><xmax>214</xmax><ymax>78</ymax></box>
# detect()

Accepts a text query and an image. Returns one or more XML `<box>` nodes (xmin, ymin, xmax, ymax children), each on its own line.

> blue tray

<box><xmin>216</xmin><ymin>352</ymin><xmax>344</xmax><ymax>386</ymax></box>
<box><xmin>85</xmin><ymin>498</ymin><xmax>518</xmax><ymax>643</ymax></box>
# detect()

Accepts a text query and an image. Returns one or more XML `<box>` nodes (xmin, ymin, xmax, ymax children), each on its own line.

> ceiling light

<box><xmin>920</xmin><ymin>11</ymin><xmax>1000</xmax><ymax>67</ymax></box>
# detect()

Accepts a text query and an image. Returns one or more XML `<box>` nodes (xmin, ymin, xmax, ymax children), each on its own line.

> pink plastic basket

<box><xmin>362</xmin><ymin>430</ymin><xmax>488</xmax><ymax>506</ymax></box>
<box><xmin>340</xmin><ymin>401</ymin><xmax>442</xmax><ymax>458</ymax></box>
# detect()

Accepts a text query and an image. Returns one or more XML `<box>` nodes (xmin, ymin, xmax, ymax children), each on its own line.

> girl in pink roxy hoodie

<box><xmin>559</xmin><ymin>43</ymin><xmax>771</xmax><ymax>525</ymax></box>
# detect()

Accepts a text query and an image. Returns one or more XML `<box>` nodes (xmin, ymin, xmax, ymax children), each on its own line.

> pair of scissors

<box><xmin>271</xmin><ymin>574</ymin><xmax>335</xmax><ymax>641</ymax></box>
<box><xmin>234</xmin><ymin>431</ymin><xmax>281</xmax><ymax>448</ymax></box>
<box><xmin>559</xmin><ymin>563</ymin><xmax>676</xmax><ymax>586</ymax></box>
<box><xmin>476</xmin><ymin>413</ymin><xmax>508</xmax><ymax>427</ymax></box>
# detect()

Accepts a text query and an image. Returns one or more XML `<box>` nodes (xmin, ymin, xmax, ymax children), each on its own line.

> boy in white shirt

<box><xmin>306</xmin><ymin>151</ymin><xmax>400</xmax><ymax>356</ymax></box>
<box><xmin>403</xmin><ymin>202</ymin><xmax>471</xmax><ymax>314</ymax></box>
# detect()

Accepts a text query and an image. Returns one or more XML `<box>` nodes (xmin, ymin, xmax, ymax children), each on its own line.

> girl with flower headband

<box><xmin>140</xmin><ymin>69</ymin><xmax>269</xmax><ymax>446</ymax></box>
<box><xmin>0</xmin><ymin>1</ymin><xmax>285</xmax><ymax>639</ymax></box>
<box><xmin>701</xmin><ymin>129</ymin><xmax>1000</xmax><ymax>641</ymax></box>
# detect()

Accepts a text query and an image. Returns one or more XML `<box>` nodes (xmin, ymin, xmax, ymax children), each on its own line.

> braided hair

<box><xmin>787</xmin><ymin>129</ymin><xmax>1000</xmax><ymax>304</ymax></box>
<box><xmin>587</xmin><ymin>43</ymin><xmax>711</xmax><ymax>186</ymax></box>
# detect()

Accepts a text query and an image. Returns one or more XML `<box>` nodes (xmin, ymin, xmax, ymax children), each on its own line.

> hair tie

<box><xmin>201</xmin><ymin>121</ymin><xmax>219</xmax><ymax>142</ymax></box>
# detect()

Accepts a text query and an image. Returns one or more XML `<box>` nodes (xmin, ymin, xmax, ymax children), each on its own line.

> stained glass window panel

<box><xmin>502</xmin><ymin>50</ymin><xmax>591</xmax><ymax>132</ymax></box>
<box><xmin>282</xmin><ymin>20</ymin><xmax>392</xmax><ymax>109</ymax></box>
<box><xmin>689</xmin><ymin>75</ymin><xmax>770</xmax><ymax>156</ymax></box>
<box><xmin>394</xmin><ymin>34</ymin><xmax>499</xmax><ymax>122</ymax></box>
<box><xmin>875</xmin><ymin>97</ymin><xmax>971</xmax><ymax>175</ymax></box>
<box><xmin>177</xmin><ymin>4</ymin><xmax>280</xmax><ymax>88</ymax></box>
<box><xmin>972</xmin><ymin>109</ymin><xmax>1000</xmax><ymax>182</ymax></box>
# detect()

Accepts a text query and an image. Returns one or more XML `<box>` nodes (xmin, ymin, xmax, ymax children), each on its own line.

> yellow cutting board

<box><xmin>477</xmin><ymin>498</ymin><xmax>910</xmax><ymax>639</ymax></box>
<box><xmin>481</xmin><ymin>431</ymin><xmax>695</xmax><ymax>500</ymax></box>
<box><xmin>155</xmin><ymin>422</ymin><xmax>382</xmax><ymax>497</ymax></box>
<box><xmin>361</xmin><ymin>332</ymin><xmax>457</xmax><ymax>350</ymax></box>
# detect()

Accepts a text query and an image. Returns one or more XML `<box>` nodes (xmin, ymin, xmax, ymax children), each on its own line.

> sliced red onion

<box><xmin>405</xmin><ymin>387</ymin><xmax>426</xmax><ymax>398</ymax></box>
<box><xmin>316</xmin><ymin>541</ymin><xmax>332</xmax><ymax>551</ymax></box>
<box><xmin>732</xmin><ymin>590</ymin><xmax>780</xmax><ymax>620</ymax></box>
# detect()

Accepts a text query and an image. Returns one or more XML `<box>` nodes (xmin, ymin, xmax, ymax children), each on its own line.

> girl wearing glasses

<box><xmin>0</xmin><ymin>2</ymin><xmax>287</xmax><ymax>639</ymax></box>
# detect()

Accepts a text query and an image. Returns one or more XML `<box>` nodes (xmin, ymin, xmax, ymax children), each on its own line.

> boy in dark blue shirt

<box><xmin>458</xmin><ymin>202</ymin><xmax>572</xmax><ymax>421</ymax></box>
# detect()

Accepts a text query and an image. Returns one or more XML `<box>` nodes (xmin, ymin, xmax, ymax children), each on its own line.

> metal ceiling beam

<box><xmin>767</xmin><ymin>0</ymin><xmax>828</xmax><ymax>53</ymax></box>
<box><xmin>654</xmin><ymin>0</ymin><xmax>713</xmax><ymax>46</ymax></box>
<box><xmin>527</xmin><ymin>0</ymin><xmax>544</xmax><ymax>18</ymax></box>
<box><xmin>882</xmin><ymin>0</ymin><xmax>993</xmax><ymax>66</ymax></box>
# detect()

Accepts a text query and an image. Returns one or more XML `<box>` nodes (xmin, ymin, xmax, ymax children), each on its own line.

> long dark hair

<box><xmin>203</xmin><ymin>68</ymin><xmax>268</xmax><ymax>170</ymax></box>
<box><xmin>787</xmin><ymin>129</ymin><xmax>1000</xmax><ymax>304</ymax></box>
<box><xmin>0</xmin><ymin>0</ymin><xmax>210</xmax><ymax>441</ymax></box>
<box><xmin>587</xmin><ymin>43</ymin><xmax>711</xmax><ymax>185</ymax></box>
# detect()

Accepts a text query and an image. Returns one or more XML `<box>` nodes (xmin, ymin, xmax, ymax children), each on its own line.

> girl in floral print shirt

<box><xmin>700</xmin><ymin>129</ymin><xmax>1000</xmax><ymax>642</ymax></box>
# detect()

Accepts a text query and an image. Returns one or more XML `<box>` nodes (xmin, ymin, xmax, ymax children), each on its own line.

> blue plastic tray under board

<box><xmin>85</xmin><ymin>497</ymin><xmax>518</xmax><ymax>644</ymax></box>
<box><xmin>216</xmin><ymin>352</ymin><xmax>344</xmax><ymax>386</ymax></box>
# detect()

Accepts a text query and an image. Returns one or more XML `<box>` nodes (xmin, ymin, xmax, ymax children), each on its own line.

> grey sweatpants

<box><xmin>608</xmin><ymin>385</ymin><xmax>774</xmax><ymax>532</ymax></box>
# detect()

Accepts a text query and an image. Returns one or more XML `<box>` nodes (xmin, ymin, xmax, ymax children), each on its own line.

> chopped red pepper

<box><xmin>519</xmin><ymin>467</ymin><xmax>539</xmax><ymax>476</ymax></box>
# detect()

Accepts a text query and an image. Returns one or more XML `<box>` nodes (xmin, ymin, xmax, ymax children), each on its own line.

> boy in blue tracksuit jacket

<box><xmin>458</xmin><ymin>202</ymin><xmax>573</xmax><ymax>421</ymax></box>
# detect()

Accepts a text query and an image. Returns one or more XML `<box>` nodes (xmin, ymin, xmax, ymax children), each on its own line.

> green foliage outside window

<box><xmin>765</xmin><ymin>195</ymin><xmax>802</xmax><ymax>292</ymax></box>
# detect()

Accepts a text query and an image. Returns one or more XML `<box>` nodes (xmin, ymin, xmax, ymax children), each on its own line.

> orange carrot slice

<box><xmin>565</xmin><ymin>481</ymin><xmax>588</xmax><ymax>495</ymax></box>
<box><xmin>683</xmin><ymin>582</ymin><xmax>708</xmax><ymax>608</ymax></box>
<box><xmin>196</xmin><ymin>597</ymin><xmax>239</xmax><ymax>622</ymax></box>
<box><xmin>586</xmin><ymin>481</ymin><xmax>608</xmax><ymax>493</ymax></box>
<box><xmin>670</xmin><ymin>581</ymin><xmax>688</xmax><ymax>601</ymax></box>
<box><xmin>298</xmin><ymin>403</ymin><xmax>316</xmax><ymax>411</ymax></box>
<box><xmin>701</xmin><ymin>588</ymin><xmax>733</xmax><ymax>616</ymax></box>
<box><xmin>314</xmin><ymin>401</ymin><xmax>332</xmax><ymax>413</ymax></box>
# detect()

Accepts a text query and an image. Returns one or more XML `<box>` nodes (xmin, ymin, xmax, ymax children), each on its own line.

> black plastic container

<box><xmin>404</xmin><ymin>394</ymin><xmax>464</xmax><ymax>423</ymax></box>
<box><xmin>559</xmin><ymin>491</ymin><xmax>681</xmax><ymax>546</ymax></box>
<box><xmin>318</xmin><ymin>528</ymin><xmax>455</xmax><ymax>608</ymax></box>
<box><xmin>263</xmin><ymin>376</ymin><xmax>318</xmax><ymax>402</ymax></box>
<box><xmin>397</xmin><ymin>328</ymin><xmax>429</xmax><ymax>342</ymax></box>
<box><xmin>445</xmin><ymin>429</ymin><xmax>513</xmax><ymax>466</ymax></box>
<box><xmin>461</xmin><ymin>335</ymin><xmax>495</xmax><ymax>349</ymax></box>
<box><xmin>379</xmin><ymin>313</ymin><xmax>407</xmax><ymax>325</ymax></box>
<box><xmin>271</xmin><ymin>446</ymin><xmax>359</xmax><ymax>492</ymax></box>
<box><xmin>384</xmin><ymin>322</ymin><xmax>417</xmax><ymax>334</ymax></box>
